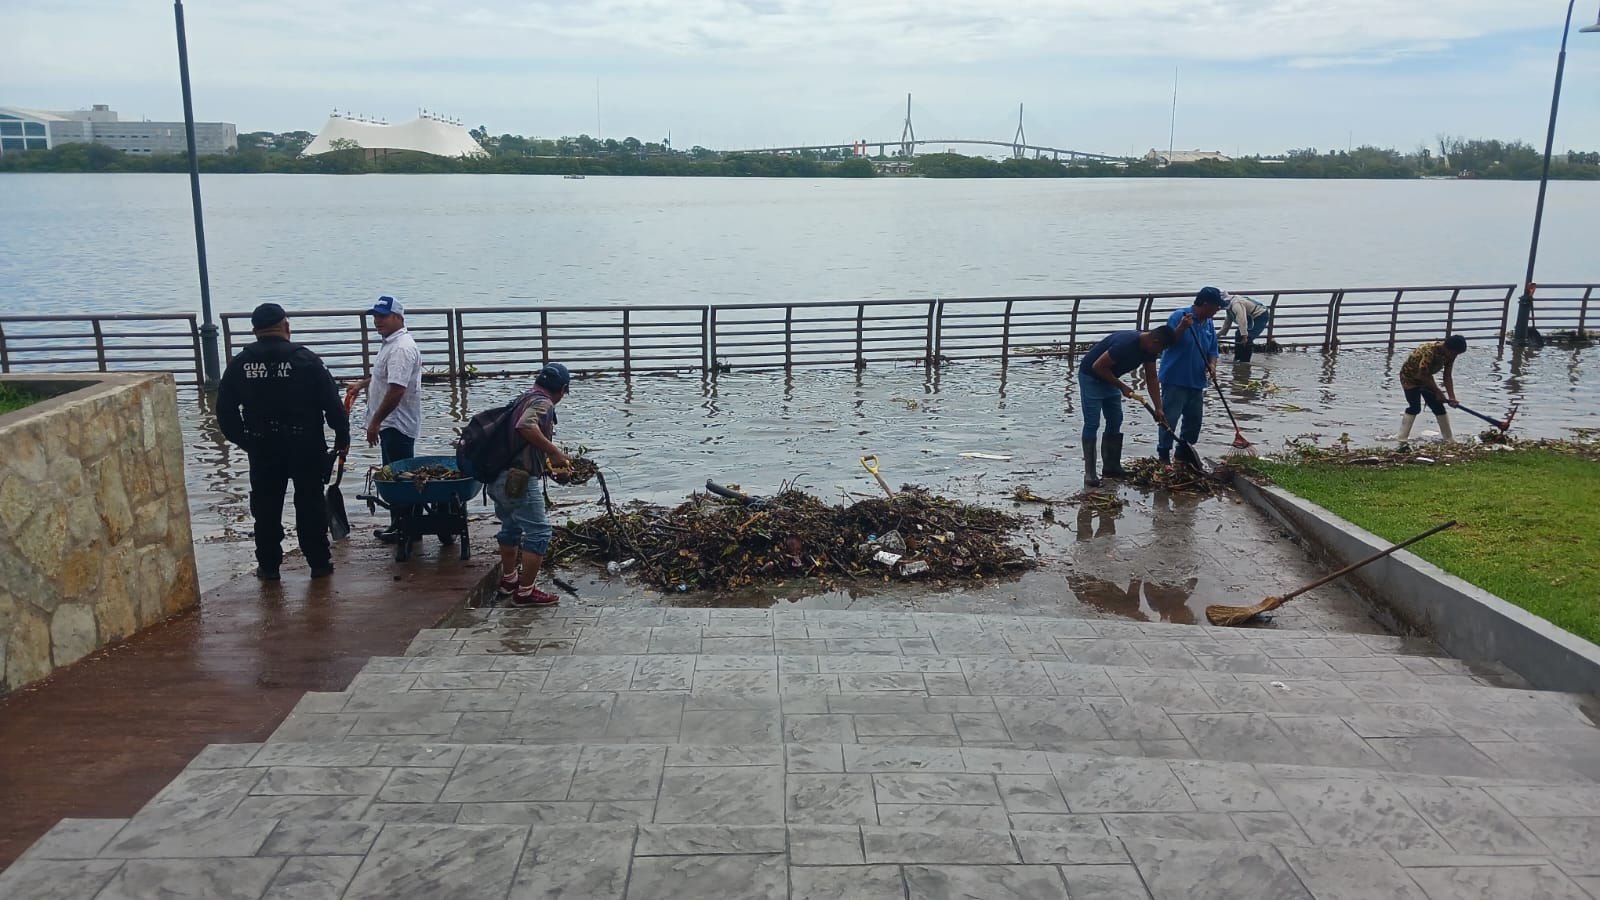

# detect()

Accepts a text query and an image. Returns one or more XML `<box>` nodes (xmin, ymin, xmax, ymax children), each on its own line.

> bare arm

<box><xmin>1143</xmin><ymin>360</ymin><xmax>1164</xmax><ymax>419</ymax></box>
<box><xmin>1442</xmin><ymin>359</ymin><xmax>1457</xmax><ymax>404</ymax></box>
<box><xmin>1090</xmin><ymin>351</ymin><xmax>1126</xmax><ymax>391</ymax></box>
<box><xmin>516</xmin><ymin>423</ymin><xmax>570</xmax><ymax>471</ymax></box>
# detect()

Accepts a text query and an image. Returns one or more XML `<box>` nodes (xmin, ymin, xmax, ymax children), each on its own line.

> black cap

<box><xmin>250</xmin><ymin>303</ymin><xmax>288</xmax><ymax>330</ymax></box>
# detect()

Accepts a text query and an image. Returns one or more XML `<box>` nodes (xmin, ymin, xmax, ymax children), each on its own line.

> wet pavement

<box><xmin>0</xmin><ymin>533</ymin><xmax>489</xmax><ymax>869</ymax></box>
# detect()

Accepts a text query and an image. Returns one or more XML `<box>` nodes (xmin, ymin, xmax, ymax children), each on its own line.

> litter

<box><xmin>959</xmin><ymin>452</ymin><xmax>1012</xmax><ymax>461</ymax></box>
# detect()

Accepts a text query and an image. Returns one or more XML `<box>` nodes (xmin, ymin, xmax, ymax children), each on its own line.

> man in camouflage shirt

<box><xmin>1397</xmin><ymin>334</ymin><xmax>1466</xmax><ymax>443</ymax></box>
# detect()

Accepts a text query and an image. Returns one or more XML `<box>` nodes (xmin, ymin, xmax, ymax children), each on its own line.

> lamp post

<box><xmin>1514</xmin><ymin>1</ymin><xmax>1600</xmax><ymax>345</ymax></box>
<box><xmin>174</xmin><ymin>0</ymin><xmax>222</xmax><ymax>386</ymax></box>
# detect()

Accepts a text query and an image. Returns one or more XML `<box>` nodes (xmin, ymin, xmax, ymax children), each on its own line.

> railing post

<box><xmin>359</xmin><ymin>314</ymin><xmax>373</xmax><ymax>376</ymax></box>
<box><xmin>444</xmin><ymin>309</ymin><xmax>458</xmax><ymax>378</ymax></box>
<box><xmin>1443</xmin><ymin>288</ymin><xmax>1461</xmax><ymax>337</ymax></box>
<box><xmin>1386</xmin><ymin>289</ymin><xmax>1404</xmax><ymax>350</ymax></box>
<box><xmin>1324</xmin><ymin>290</ymin><xmax>1343</xmax><ymax>350</ymax></box>
<box><xmin>189</xmin><ymin>315</ymin><xmax>203</xmax><ymax>385</ymax></box>
<box><xmin>706</xmin><ymin>307</ymin><xmax>717</xmax><ymax>372</ymax></box>
<box><xmin>927</xmin><ymin>299</ymin><xmax>940</xmax><ymax>365</ymax></box>
<box><xmin>621</xmin><ymin>309</ymin><xmax>633</xmax><ymax>377</ymax></box>
<box><xmin>540</xmin><ymin>309</ymin><xmax>550</xmax><ymax>364</ymax></box>
<box><xmin>0</xmin><ymin>320</ymin><xmax>9</xmax><ymax>373</ymax></box>
<box><xmin>91</xmin><ymin>318</ymin><xmax>107</xmax><ymax>372</ymax></box>
<box><xmin>1069</xmin><ymin>297</ymin><xmax>1082</xmax><ymax>352</ymax></box>
<box><xmin>1579</xmin><ymin>286</ymin><xmax>1594</xmax><ymax>338</ymax></box>
<box><xmin>1264</xmin><ymin>293</ymin><xmax>1279</xmax><ymax>343</ymax></box>
<box><xmin>855</xmin><ymin>303</ymin><xmax>866</xmax><ymax>370</ymax></box>
<box><xmin>1000</xmin><ymin>299</ymin><xmax>1014</xmax><ymax>364</ymax></box>
<box><xmin>784</xmin><ymin>305</ymin><xmax>793</xmax><ymax>370</ymax></box>
<box><xmin>1497</xmin><ymin>285</ymin><xmax>1515</xmax><ymax>354</ymax></box>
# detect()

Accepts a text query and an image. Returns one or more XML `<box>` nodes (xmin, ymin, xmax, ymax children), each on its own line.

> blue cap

<box><xmin>536</xmin><ymin>362</ymin><xmax>571</xmax><ymax>391</ymax></box>
<box><xmin>1196</xmin><ymin>286</ymin><xmax>1225</xmax><ymax>307</ymax></box>
<box><xmin>367</xmin><ymin>295</ymin><xmax>404</xmax><ymax>316</ymax></box>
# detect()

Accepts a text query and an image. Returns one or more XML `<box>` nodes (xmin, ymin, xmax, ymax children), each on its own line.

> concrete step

<box><xmin>11</xmin><ymin>757</ymin><xmax>1598</xmax><ymax>899</ymax></box>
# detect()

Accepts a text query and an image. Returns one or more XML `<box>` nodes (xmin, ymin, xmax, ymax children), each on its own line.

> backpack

<box><xmin>454</xmin><ymin>390</ymin><xmax>535</xmax><ymax>481</ymax></box>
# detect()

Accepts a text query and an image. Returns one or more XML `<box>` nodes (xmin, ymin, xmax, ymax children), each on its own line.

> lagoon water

<box><xmin>4</xmin><ymin>173</ymin><xmax>1598</xmax><ymax>596</ymax></box>
<box><xmin>3</xmin><ymin>173</ymin><xmax>1599</xmax><ymax>316</ymax></box>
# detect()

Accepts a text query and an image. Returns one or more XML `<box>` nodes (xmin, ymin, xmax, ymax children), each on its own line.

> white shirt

<box><xmin>366</xmin><ymin>327</ymin><xmax>423</xmax><ymax>438</ymax></box>
<box><xmin>1219</xmin><ymin>295</ymin><xmax>1268</xmax><ymax>338</ymax></box>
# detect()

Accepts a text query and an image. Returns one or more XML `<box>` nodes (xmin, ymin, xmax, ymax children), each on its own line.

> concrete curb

<box><xmin>1231</xmin><ymin>473</ymin><xmax>1600</xmax><ymax>695</ymax></box>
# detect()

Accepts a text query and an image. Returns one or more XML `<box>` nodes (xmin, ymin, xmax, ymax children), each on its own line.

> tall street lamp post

<box><xmin>174</xmin><ymin>0</ymin><xmax>221</xmax><ymax>387</ymax></box>
<box><xmin>1514</xmin><ymin>1</ymin><xmax>1600</xmax><ymax>345</ymax></box>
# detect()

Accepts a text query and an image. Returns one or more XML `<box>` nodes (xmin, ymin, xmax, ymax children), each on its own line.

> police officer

<box><xmin>217</xmin><ymin>303</ymin><xmax>350</xmax><ymax>580</ymax></box>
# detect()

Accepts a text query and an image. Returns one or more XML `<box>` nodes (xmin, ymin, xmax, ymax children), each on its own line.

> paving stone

<box><xmin>903</xmin><ymin>863</ymin><xmax>1070</xmax><ymax>900</ymax></box>
<box><xmin>1169</xmin><ymin>760</ymin><xmax>1284</xmax><ymax>812</ymax></box>
<box><xmin>262</xmin><ymin>856</ymin><xmax>362</xmax><ymax>900</ymax></box>
<box><xmin>437</xmin><ymin>744</ymin><xmax>582</xmax><ymax>803</ymax></box>
<box><xmin>343</xmin><ymin>823</ymin><xmax>526</xmax><ymax>898</ymax></box>
<box><xmin>1050</xmin><ymin>756</ymin><xmax>1194</xmax><ymax>813</ymax></box>
<box><xmin>844</xmin><ymin>745</ymin><xmax>965</xmax><ymax>772</ymax></box>
<box><xmin>1397</xmin><ymin>786</ymin><xmax>1547</xmax><ymax>856</ymax></box>
<box><xmin>1279</xmin><ymin>847</ymin><xmax>1431</xmax><ymax>900</ymax></box>
<box><xmin>1229</xmin><ymin>810</ymin><xmax>1314</xmax><ymax>845</ymax></box>
<box><xmin>788</xmin><ymin>744</ymin><xmax>845</xmax><ymax>773</ymax></box>
<box><xmin>666</xmin><ymin>744</ymin><xmax>782</xmax><ymax>767</ymax></box>
<box><xmin>237</xmin><ymin>795</ymin><xmax>372</xmax><ymax>821</ymax></box>
<box><xmin>785</xmin><ymin>714</ymin><xmax>857</xmax><ymax>743</ymax></box>
<box><xmin>362</xmin><ymin>802</ymin><xmax>461</xmax><ymax>823</ymax></box>
<box><xmin>97</xmin><ymin>858</ymin><xmax>284</xmax><ymax>900</ymax></box>
<box><xmin>455</xmin><ymin>802</ymin><xmax>594</xmax><ymax>824</ymax></box>
<box><xmin>786</xmin><ymin>774</ymin><xmax>878</xmax><ymax>825</ymax></box>
<box><xmin>863</xmin><ymin>827</ymin><xmax>1020</xmax><ymax>864</ymax></box>
<box><xmin>20</xmin><ymin>818</ymin><xmax>129</xmax><ymax>860</ymax></box>
<box><xmin>101</xmin><ymin>814</ymin><xmax>278</xmax><ymax>858</ymax></box>
<box><xmin>1170</xmin><ymin>712</ymin><xmax>1306</xmax><ymax>765</ymax></box>
<box><xmin>1273</xmin><ymin>779</ymin><xmax>1453</xmax><ymax>853</ymax></box>
<box><xmin>654</xmin><ymin>765</ymin><xmax>784</xmax><ymax>825</ymax></box>
<box><xmin>253</xmin><ymin>766</ymin><xmax>391</xmax><ymax>796</ymax></box>
<box><xmin>625</xmin><ymin>853</ymin><xmax>786</xmax><ymax>900</ymax></box>
<box><xmin>1518</xmin><ymin>817</ymin><xmax>1600</xmax><ymax>875</ymax></box>
<box><xmin>1060</xmin><ymin>864</ymin><xmax>1152</xmax><ymax>899</ymax></box>
<box><xmin>1404</xmin><ymin>861</ymin><xmax>1592</xmax><ymax>900</ymax></box>
<box><xmin>997</xmin><ymin>774</ymin><xmax>1069</xmax><ymax>813</ymax></box>
<box><xmin>788</xmin><ymin>826</ymin><xmax>866</xmax><ymax>865</ymax></box>
<box><xmin>635</xmin><ymin>824</ymin><xmax>786</xmax><ymax>855</ymax></box>
<box><xmin>1007</xmin><ymin>813</ymin><xmax>1110</xmax><ymax>834</ymax></box>
<box><xmin>1012</xmin><ymin>833</ymin><xmax>1127</xmax><ymax>864</ymax></box>
<box><xmin>791</xmin><ymin>864</ymin><xmax>905</xmax><ymax>900</ymax></box>
<box><xmin>1123</xmin><ymin>838</ymin><xmax>1311</xmax><ymax>900</ymax></box>
<box><xmin>681</xmin><ymin>708</ymin><xmax>783</xmax><ymax>743</ymax></box>
<box><xmin>872</xmin><ymin>773</ymin><xmax>1001</xmax><ymax>806</ymax></box>
<box><xmin>509</xmin><ymin>824</ymin><xmax>635</xmax><ymax>899</ymax></box>
<box><xmin>959</xmin><ymin>748</ymin><xmax>1051</xmax><ymax>774</ymax></box>
<box><xmin>0</xmin><ymin>858</ymin><xmax>123</xmax><ymax>899</ymax></box>
<box><xmin>877</xmin><ymin>804</ymin><xmax>1010</xmax><ymax>829</ymax></box>
<box><xmin>259</xmin><ymin>820</ymin><xmax>383</xmax><ymax>856</ymax></box>
<box><xmin>1367</xmin><ymin>737</ymin><xmax>1508</xmax><ymax>778</ymax></box>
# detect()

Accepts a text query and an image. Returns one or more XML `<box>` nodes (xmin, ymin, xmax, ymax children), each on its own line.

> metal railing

<box><xmin>3</xmin><ymin>282</ymin><xmax>1594</xmax><ymax>384</ymax></box>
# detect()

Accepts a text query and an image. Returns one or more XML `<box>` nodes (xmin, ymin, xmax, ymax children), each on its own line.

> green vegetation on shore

<box><xmin>4</xmin><ymin>131</ymin><xmax>1599</xmax><ymax>180</ymax></box>
<box><xmin>0</xmin><ymin>384</ymin><xmax>42</xmax><ymax>416</ymax></box>
<box><xmin>1247</xmin><ymin>448</ymin><xmax>1600</xmax><ymax>645</ymax></box>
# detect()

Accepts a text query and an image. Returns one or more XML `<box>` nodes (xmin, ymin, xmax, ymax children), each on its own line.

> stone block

<box><xmin>15</xmin><ymin>503</ymin><xmax>67</xmax><ymax>575</ymax></box>
<box><xmin>6</xmin><ymin>603</ymin><xmax>51</xmax><ymax>690</ymax></box>
<box><xmin>94</xmin><ymin>454</ymin><xmax>133</xmax><ymax>544</ymax></box>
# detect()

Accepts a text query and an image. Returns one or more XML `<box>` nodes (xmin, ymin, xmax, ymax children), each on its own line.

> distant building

<box><xmin>301</xmin><ymin>112</ymin><xmax>487</xmax><ymax>159</ymax></box>
<box><xmin>0</xmin><ymin>104</ymin><xmax>236</xmax><ymax>155</ymax></box>
<box><xmin>1144</xmin><ymin>148</ymin><xmax>1231</xmax><ymax>166</ymax></box>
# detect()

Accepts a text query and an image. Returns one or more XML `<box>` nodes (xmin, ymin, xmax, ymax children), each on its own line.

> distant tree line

<box><xmin>2</xmin><ymin>128</ymin><xmax>1597</xmax><ymax>180</ymax></box>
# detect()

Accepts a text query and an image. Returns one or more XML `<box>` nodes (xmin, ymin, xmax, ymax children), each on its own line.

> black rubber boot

<box><xmin>1101</xmin><ymin>433</ymin><xmax>1128</xmax><ymax>478</ymax></box>
<box><xmin>1082</xmin><ymin>438</ymin><xmax>1100</xmax><ymax>488</ymax></box>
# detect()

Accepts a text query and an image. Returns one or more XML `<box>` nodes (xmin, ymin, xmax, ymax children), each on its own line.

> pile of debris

<box><xmin>552</xmin><ymin>486</ymin><xmax>1037</xmax><ymax>591</ymax></box>
<box><xmin>1124</xmin><ymin>457</ymin><xmax>1235</xmax><ymax>494</ymax></box>
<box><xmin>374</xmin><ymin>463</ymin><xmax>464</xmax><ymax>482</ymax></box>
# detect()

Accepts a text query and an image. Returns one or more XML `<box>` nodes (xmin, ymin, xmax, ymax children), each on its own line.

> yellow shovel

<box><xmin>860</xmin><ymin>454</ymin><xmax>894</xmax><ymax>498</ymax></box>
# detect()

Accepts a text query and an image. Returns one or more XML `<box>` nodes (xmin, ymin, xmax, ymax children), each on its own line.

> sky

<box><xmin>7</xmin><ymin>1</ymin><xmax>1600</xmax><ymax>157</ymax></box>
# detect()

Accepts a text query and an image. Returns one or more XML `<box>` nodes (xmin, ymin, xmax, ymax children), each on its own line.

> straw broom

<box><xmin>1206</xmin><ymin>520</ymin><xmax>1457</xmax><ymax>627</ymax></box>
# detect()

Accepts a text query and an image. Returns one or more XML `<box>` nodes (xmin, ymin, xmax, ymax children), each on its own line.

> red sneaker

<box><xmin>511</xmin><ymin>585</ymin><xmax>560</xmax><ymax>607</ymax></box>
<box><xmin>495</xmin><ymin>568</ymin><xmax>520</xmax><ymax>599</ymax></box>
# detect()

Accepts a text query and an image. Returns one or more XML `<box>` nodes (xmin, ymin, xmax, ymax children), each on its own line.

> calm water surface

<box><xmin>3</xmin><ymin>174</ymin><xmax>1598</xmax><ymax>315</ymax></box>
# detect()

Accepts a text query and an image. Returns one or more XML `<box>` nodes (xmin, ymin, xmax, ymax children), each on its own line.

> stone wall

<box><xmin>0</xmin><ymin>373</ymin><xmax>200</xmax><ymax>694</ymax></box>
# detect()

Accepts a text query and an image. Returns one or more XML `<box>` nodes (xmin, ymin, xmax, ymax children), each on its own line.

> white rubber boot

<box><xmin>1437</xmin><ymin>412</ymin><xmax>1454</xmax><ymax>443</ymax></box>
<box><xmin>1397</xmin><ymin>414</ymin><xmax>1416</xmax><ymax>442</ymax></box>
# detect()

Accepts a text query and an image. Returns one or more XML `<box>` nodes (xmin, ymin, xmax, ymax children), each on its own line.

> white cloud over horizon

<box><xmin>6</xmin><ymin>0</ymin><xmax>1600</xmax><ymax>155</ymax></box>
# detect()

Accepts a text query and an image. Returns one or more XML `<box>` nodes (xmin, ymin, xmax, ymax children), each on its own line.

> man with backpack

<box><xmin>477</xmin><ymin>363</ymin><xmax>573</xmax><ymax>606</ymax></box>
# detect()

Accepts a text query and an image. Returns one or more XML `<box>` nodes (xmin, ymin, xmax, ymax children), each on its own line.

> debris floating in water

<box><xmin>1124</xmin><ymin>458</ymin><xmax>1233</xmax><ymax>495</ymax></box>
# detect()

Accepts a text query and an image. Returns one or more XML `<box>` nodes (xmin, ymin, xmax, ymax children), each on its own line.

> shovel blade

<box><xmin>1175</xmin><ymin>440</ymin><xmax>1207</xmax><ymax>474</ymax></box>
<box><xmin>327</xmin><ymin>485</ymin><xmax>351</xmax><ymax>542</ymax></box>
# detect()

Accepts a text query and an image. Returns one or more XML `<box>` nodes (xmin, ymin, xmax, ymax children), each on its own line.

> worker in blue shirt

<box><xmin>1156</xmin><ymin>287</ymin><xmax>1224</xmax><ymax>464</ymax></box>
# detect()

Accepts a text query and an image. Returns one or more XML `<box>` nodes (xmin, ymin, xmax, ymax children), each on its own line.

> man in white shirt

<box><xmin>1217</xmin><ymin>292</ymin><xmax>1272</xmax><ymax>363</ymax></box>
<box><xmin>346</xmin><ymin>295</ymin><xmax>424</xmax><ymax>542</ymax></box>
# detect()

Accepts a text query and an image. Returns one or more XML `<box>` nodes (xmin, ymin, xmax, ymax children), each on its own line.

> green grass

<box><xmin>0</xmin><ymin>383</ymin><xmax>42</xmax><ymax>416</ymax></box>
<box><xmin>1249</xmin><ymin>449</ymin><xmax>1600</xmax><ymax>646</ymax></box>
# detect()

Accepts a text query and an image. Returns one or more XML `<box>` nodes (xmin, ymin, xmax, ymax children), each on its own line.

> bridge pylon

<box><xmin>900</xmin><ymin>93</ymin><xmax>916</xmax><ymax>159</ymax></box>
<box><xmin>1013</xmin><ymin>103</ymin><xmax>1026</xmax><ymax>159</ymax></box>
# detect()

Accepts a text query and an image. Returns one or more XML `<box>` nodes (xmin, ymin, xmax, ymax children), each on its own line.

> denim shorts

<box><xmin>488</xmin><ymin>468</ymin><xmax>552</xmax><ymax>555</ymax></box>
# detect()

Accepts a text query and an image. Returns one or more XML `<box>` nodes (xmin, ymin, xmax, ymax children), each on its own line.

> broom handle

<box><xmin>1278</xmin><ymin>520</ymin><xmax>1456</xmax><ymax>603</ymax></box>
<box><xmin>1189</xmin><ymin>326</ymin><xmax>1244</xmax><ymax>431</ymax></box>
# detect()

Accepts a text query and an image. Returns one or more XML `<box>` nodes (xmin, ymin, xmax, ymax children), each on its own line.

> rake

<box><xmin>1451</xmin><ymin>401</ymin><xmax>1519</xmax><ymax>433</ymax></box>
<box><xmin>1205</xmin><ymin>520</ymin><xmax>1457</xmax><ymax>626</ymax></box>
<box><xmin>1189</xmin><ymin>327</ymin><xmax>1253</xmax><ymax>450</ymax></box>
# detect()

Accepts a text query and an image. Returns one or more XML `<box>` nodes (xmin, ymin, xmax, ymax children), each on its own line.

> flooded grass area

<box><xmin>174</xmin><ymin>343</ymin><xmax>1599</xmax><ymax>632</ymax></box>
<box><xmin>1250</xmin><ymin>446</ymin><xmax>1600</xmax><ymax>644</ymax></box>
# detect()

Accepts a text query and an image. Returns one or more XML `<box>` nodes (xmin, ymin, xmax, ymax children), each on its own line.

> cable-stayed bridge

<box><xmin>723</xmin><ymin>95</ymin><xmax>1125</xmax><ymax>163</ymax></box>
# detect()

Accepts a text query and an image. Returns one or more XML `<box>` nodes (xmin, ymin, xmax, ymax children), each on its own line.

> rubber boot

<box><xmin>1437</xmin><ymin>412</ymin><xmax>1454</xmax><ymax>443</ymax></box>
<box><xmin>1101</xmin><ymin>433</ymin><xmax>1128</xmax><ymax>478</ymax></box>
<box><xmin>1082</xmin><ymin>438</ymin><xmax>1100</xmax><ymax>488</ymax></box>
<box><xmin>1396</xmin><ymin>413</ymin><xmax>1416</xmax><ymax>442</ymax></box>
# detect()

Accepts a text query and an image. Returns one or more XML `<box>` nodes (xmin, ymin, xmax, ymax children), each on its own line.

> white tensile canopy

<box><xmin>301</xmin><ymin>115</ymin><xmax>487</xmax><ymax>158</ymax></box>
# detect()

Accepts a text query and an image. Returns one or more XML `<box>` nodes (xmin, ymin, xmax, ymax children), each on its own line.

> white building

<box><xmin>1144</xmin><ymin>148</ymin><xmax>1231</xmax><ymax>166</ymax></box>
<box><xmin>0</xmin><ymin>104</ymin><xmax>236</xmax><ymax>155</ymax></box>
<box><xmin>301</xmin><ymin>112</ymin><xmax>487</xmax><ymax>158</ymax></box>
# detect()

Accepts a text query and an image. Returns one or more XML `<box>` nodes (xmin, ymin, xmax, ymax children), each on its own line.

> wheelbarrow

<box><xmin>357</xmin><ymin>455</ymin><xmax>477</xmax><ymax>562</ymax></box>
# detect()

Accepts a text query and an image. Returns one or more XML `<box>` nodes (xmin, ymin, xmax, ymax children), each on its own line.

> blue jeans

<box><xmin>489</xmin><ymin>468</ymin><xmax>552</xmax><ymax>556</ymax></box>
<box><xmin>1157</xmin><ymin>384</ymin><xmax>1205</xmax><ymax>453</ymax></box>
<box><xmin>1078</xmin><ymin>373</ymin><xmax>1124</xmax><ymax>440</ymax></box>
<box><xmin>379</xmin><ymin>428</ymin><xmax>415</xmax><ymax>466</ymax></box>
<box><xmin>1246</xmin><ymin>310</ymin><xmax>1271</xmax><ymax>344</ymax></box>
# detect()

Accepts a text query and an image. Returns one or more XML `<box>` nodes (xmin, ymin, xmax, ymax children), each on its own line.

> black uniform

<box><xmin>217</xmin><ymin>336</ymin><xmax>349</xmax><ymax>573</ymax></box>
